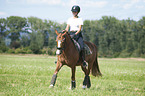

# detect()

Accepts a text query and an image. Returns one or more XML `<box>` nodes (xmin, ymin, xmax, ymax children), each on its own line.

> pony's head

<box><xmin>55</xmin><ymin>30</ymin><xmax>67</xmax><ymax>55</ymax></box>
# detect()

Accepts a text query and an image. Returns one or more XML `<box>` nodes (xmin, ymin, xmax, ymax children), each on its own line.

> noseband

<box><xmin>57</xmin><ymin>47</ymin><xmax>64</xmax><ymax>50</ymax></box>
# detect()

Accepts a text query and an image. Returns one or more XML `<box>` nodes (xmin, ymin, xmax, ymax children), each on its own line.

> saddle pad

<box><xmin>73</xmin><ymin>39</ymin><xmax>92</xmax><ymax>55</ymax></box>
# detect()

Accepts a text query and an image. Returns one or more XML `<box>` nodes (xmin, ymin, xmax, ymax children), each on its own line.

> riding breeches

<box><xmin>70</xmin><ymin>32</ymin><xmax>84</xmax><ymax>50</ymax></box>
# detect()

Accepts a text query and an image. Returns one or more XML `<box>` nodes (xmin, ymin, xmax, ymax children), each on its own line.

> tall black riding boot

<box><xmin>81</xmin><ymin>49</ymin><xmax>87</xmax><ymax>67</ymax></box>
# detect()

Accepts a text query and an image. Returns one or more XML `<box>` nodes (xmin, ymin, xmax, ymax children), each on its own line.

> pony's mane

<box><xmin>59</xmin><ymin>32</ymin><xmax>71</xmax><ymax>38</ymax></box>
<box><xmin>58</xmin><ymin>31</ymin><xmax>65</xmax><ymax>34</ymax></box>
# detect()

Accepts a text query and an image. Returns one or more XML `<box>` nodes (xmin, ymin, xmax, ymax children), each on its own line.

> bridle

<box><xmin>56</xmin><ymin>35</ymin><xmax>66</xmax><ymax>55</ymax></box>
<box><xmin>57</xmin><ymin>47</ymin><xmax>64</xmax><ymax>50</ymax></box>
<box><xmin>56</xmin><ymin>39</ymin><xmax>65</xmax><ymax>50</ymax></box>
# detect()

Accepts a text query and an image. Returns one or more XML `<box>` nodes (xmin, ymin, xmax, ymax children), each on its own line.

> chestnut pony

<box><xmin>50</xmin><ymin>30</ymin><xmax>102</xmax><ymax>89</ymax></box>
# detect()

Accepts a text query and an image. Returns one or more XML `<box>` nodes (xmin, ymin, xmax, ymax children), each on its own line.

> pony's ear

<box><xmin>62</xmin><ymin>31</ymin><xmax>67</xmax><ymax>37</ymax></box>
<box><xmin>55</xmin><ymin>30</ymin><xmax>59</xmax><ymax>35</ymax></box>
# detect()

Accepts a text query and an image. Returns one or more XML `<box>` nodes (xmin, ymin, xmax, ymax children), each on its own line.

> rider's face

<box><xmin>72</xmin><ymin>11</ymin><xmax>78</xmax><ymax>17</ymax></box>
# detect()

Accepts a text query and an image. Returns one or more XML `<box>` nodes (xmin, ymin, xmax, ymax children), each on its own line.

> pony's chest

<box><xmin>58</xmin><ymin>56</ymin><xmax>74</xmax><ymax>66</ymax></box>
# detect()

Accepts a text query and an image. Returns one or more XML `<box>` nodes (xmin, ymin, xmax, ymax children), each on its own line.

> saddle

<box><xmin>72</xmin><ymin>39</ymin><xmax>92</xmax><ymax>55</ymax></box>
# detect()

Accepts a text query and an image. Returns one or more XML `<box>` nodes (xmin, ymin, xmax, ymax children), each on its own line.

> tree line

<box><xmin>0</xmin><ymin>16</ymin><xmax>145</xmax><ymax>57</ymax></box>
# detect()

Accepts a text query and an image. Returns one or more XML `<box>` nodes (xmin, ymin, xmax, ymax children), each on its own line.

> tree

<box><xmin>83</xmin><ymin>20</ymin><xmax>91</xmax><ymax>41</ymax></box>
<box><xmin>0</xmin><ymin>15</ymin><xmax>144</xmax><ymax>57</ymax></box>
<box><xmin>6</xmin><ymin>16</ymin><xmax>27</xmax><ymax>48</ymax></box>
<box><xmin>138</xmin><ymin>17</ymin><xmax>145</xmax><ymax>56</ymax></box>
<box><xmin>0</xmin><ymin>18</ymin><xmax>7</xmax><ymax>46</ymax></box>
<box><xmin>21</xmin><ymin>33</ymin><xmax>30</xmax><ymax>47</ymax></box>
<box><xmin>30</xmin><ymin>31</ymin><xmax>44</xmax><ymax>53</ymax></box>
<box><xmin>0</xmin><ymin>18</ymin><xmax>7</xmax><ymax>38</ymax></box>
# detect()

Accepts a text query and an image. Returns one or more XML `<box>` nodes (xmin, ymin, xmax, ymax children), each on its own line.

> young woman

<box><xmin>63</xmin><ymin>5</ymin><xmax>87</xmax><ymax>67</ymax></box>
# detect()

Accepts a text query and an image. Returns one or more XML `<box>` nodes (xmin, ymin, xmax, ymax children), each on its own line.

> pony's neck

<box><xmin>63</xmin><ymin>33</ymin><xmax>78</xmax><ymax>57</ymax></box>
<box><xmin>65</xmin><ymin>33</ymin><xmax>75</xmax><ymax>50</ymax></box>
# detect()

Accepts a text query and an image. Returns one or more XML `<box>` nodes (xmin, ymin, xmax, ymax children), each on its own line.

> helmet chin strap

<box><xmin>74</xmin><ymin>15</ymin><xmax>77</xmax><ymax>17</ymax></box>
<box><xmin>74</xmin><ymin>14</ymin><xmax>78</xmax><ymax>17</ymax></box>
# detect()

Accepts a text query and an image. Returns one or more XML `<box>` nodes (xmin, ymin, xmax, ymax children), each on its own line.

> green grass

<box><xmin>0</xmin><ymin>54</ymin><xmax>145</xmax><ymax>96</ymax></box>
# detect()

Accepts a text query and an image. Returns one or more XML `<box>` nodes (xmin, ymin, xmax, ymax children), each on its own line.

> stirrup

<box><xmin>83</xmin><ymin>61</ymin><xmax>87</xmax><ymax>67</ymax></box>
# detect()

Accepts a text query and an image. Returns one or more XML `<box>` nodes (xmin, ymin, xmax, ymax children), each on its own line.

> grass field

<box><xmin>0</xmin><ymin>54</ymin><xmax>145</xmax><ymax>96</ymax></box>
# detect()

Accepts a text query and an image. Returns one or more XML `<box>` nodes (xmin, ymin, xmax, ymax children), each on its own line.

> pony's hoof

<box><xmin>68</xmin><ymin>86</ymin><xmax>71</xmax><ymax>90</ymax></box>
<box><xmin>49</xmin><ymin>84</ymin><xmax>54</xmax><ymax>88</ymax></box>
<box><xmin>82</xmin><ymin>85</ymin><xmax>86</xmax><ymax>89</ymax></box>
<box><xmin>68</xmin><ymin>86</ymin><xmax>75</xmax><ymax>90</ymax></box>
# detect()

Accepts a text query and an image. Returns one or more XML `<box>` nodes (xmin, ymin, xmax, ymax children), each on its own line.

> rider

<box><xmin>63</xmin><ymin>5</ymin><xmax>87</xmax><ymax>67</ymax></box>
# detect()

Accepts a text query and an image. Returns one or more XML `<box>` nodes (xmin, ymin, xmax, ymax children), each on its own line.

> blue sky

<box><xmin>0</xmin><ymin>0</ymin><xmax>145</xmax><ymax>22</ymax></box>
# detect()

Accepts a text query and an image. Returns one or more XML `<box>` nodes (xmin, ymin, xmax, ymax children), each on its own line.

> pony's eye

<box><xmin>62</xmin><ymin>35</ymin><xmax>66</xmax><ymax>38</ymax></box>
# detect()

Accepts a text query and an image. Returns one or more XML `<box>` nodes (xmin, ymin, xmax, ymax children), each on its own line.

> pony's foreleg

<box><xmin>49</xmin><ymin>63</ymin><xmax>63</xmax><ymax>88</ymax></box>
<box><xmin>71</xmin><ymin>67</ymin><xmax>76</xmax><ymax>89</ymax></box>
<box><xmin>81</xmin><ymin>65</ymin><xmax>89</xmax><ymax>75</ymax></box>
<box><xmin>81</xmin><ymin>65</ymin><xmax>91</xmax><ymax>89</ymax></box>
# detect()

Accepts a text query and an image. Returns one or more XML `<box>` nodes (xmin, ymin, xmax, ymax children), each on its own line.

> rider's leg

<box><xmin>77</xmin><ymin>37</ymin><xmax>87</xmax><ymax>67</ymax></box>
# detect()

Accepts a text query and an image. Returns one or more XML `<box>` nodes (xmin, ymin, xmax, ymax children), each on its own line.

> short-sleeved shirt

<box><xmin>67</xmin><ymin>17</ymin><xmax>83</xmax><ymax>31</ymax></box>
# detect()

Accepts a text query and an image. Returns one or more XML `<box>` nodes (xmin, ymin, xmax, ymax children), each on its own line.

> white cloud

<box><xmin>112</xmin><ymin>4</ymin><xmax>120</xmax><ymax>7</ymax></box>
<box><xmin>123</xmin><ymin>4</ymin><xmax>132</xmax><ymax>9</ymax></box>
<box><xmin>82</xmin><ymin>1</ymin><xmax>107</xmax><ymax>7</ymax></box>
<box><xmin>69</xmin><ymin>0</ymin><xmax>77</xmax><ymax>6</ymax></box>
<box><xmin>136</xmin><ymin>5</ymin><xmax>145</xmax><ymax>9</ymax></box>
<box><xmin>68</xmin><ymin>0</ymin><xmax>107</xmax><ymax>8</ymax></box>
<box><xmin>6</xmin><ymin>0</ymin><xmax>108</xmax><ymax>7</ymax></box>
<box><xmin>6</xmin><ymin>0</ymin><xmax>25</xmax><ymax>4</ymax></box>
<box><xmin>27</xmin><ymin>0</ymin><xmax>61</xmax><ymax>5</ymax></box>
<box><xmin>5</xmin><ymin>0</ymin><xmax>108</xmax><ymax>10</ymax></box>
<box><xmin>0</xmin><ymin>12</ymin><xmax>6</xmax><ymax>15</ymax></box>
<box><xmin>123</xmin><ymin>0</ymin><xmax>140</xmax><ymax>9</ymax></box>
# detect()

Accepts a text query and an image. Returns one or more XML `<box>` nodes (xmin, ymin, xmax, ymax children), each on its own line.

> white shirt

<box><xmin>67</xmin><ymin>17</ymin><xmax>83</xmax><ymax>31</ymax></box>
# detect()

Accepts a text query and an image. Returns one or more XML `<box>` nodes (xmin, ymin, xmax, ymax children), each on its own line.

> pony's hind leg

<box><xmin>81</xmin><ymin>65</ymin><xmax>91</xmax><ymax>89</ymax></box>
<box><xmin>49</xmin><ymin>62</ymin><xmax>63</xmax><ymax>88</ymax></box>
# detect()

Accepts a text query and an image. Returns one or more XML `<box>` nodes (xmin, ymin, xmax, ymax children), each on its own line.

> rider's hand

<box><xmin>62</xmin><ymin>30</ymin><xmax>66</xmax><ymax>32</ymax></box>
<box><xmin>70</xmin><ymin>34</ymin><xmax>76</xmax><ymax>39</ymax></box>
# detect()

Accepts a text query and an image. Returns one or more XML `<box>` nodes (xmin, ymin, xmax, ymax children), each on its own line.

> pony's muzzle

<box><xmin>56</xmin><ymin>49</ymin><xmax>61</xmax><ymax>55</ymax></box>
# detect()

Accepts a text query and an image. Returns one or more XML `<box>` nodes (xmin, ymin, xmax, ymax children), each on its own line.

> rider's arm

<box><xmin>65</xmin><ymin>24</ymin><xmax>70</xmax><ymax>32</ymax></box>
<box><xmin>75</xmin><ymin>25</ymin><xmax>82</xmax><ymax>35</ymax></box>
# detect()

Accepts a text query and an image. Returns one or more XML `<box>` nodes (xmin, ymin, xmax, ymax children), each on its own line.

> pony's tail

<box><xmin>91</xmin><ymin>55</ymin><xmax>102</xmax><ymax>77</ymax></box>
